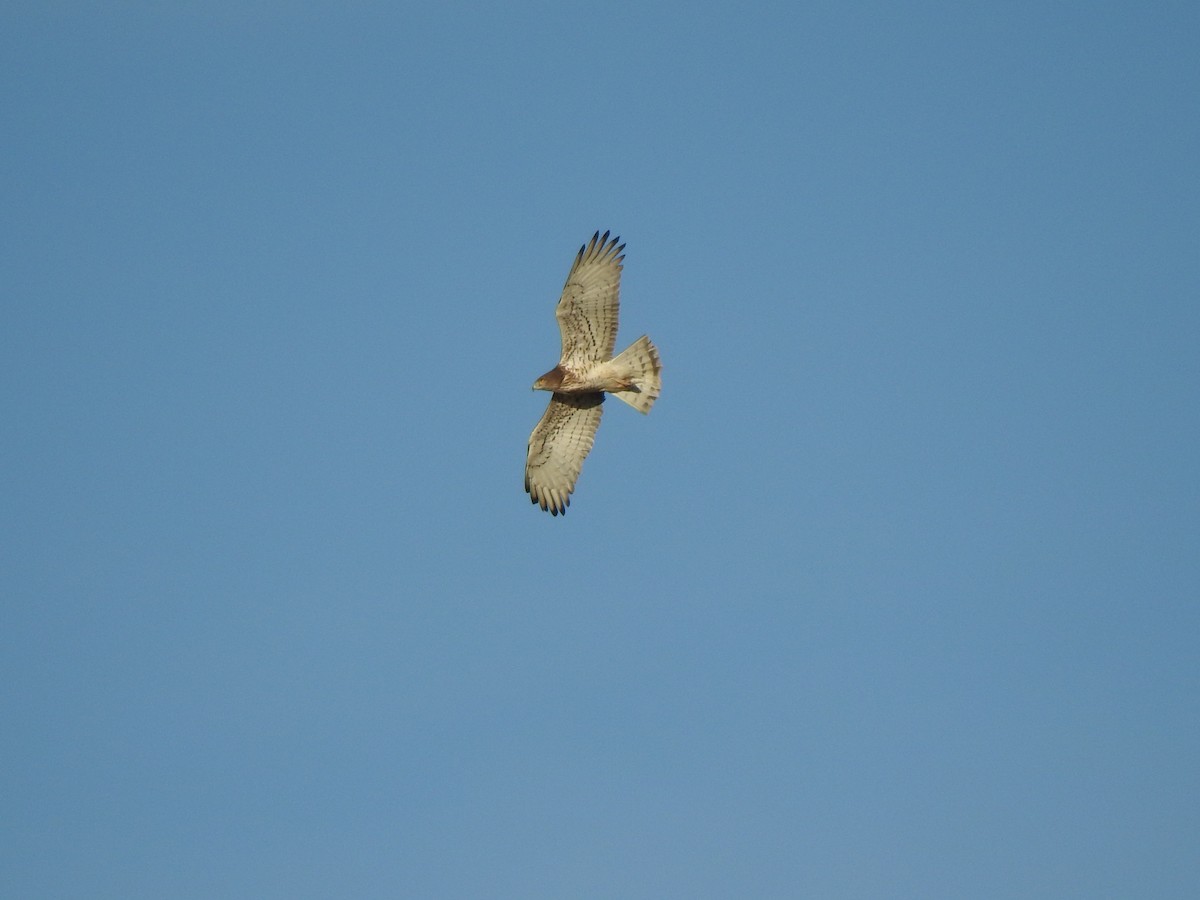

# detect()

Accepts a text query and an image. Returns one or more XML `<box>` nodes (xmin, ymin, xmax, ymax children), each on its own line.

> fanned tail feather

<box><xmin>609</xmin><ymin>335</ymin><xmax>662</xmax><ymax>414</ymax></box>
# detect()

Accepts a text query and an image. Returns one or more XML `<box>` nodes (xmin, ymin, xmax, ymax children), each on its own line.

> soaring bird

<box><xmin>525</xmin><ymin>231</ymin><xmax>662</xmax><ymax>515</ymax></box>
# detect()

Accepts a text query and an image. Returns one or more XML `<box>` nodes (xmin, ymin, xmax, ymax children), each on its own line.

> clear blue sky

<box><xmin>3</xmin><ymin>4</ymin><xmax>1197</xmax><ymax>897</ymax></box>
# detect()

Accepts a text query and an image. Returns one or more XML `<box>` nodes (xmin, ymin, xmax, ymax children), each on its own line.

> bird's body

<box><xmin>525</xmin><ymin>231</ymin><xmax>662</xmax><ymax>515</ymax></box>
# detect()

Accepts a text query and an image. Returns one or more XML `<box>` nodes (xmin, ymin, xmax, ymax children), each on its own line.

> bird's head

<box><xmin>532</xmin><ymin>366</ymin><xmax>564</xmax><ymax>392</ymax></box>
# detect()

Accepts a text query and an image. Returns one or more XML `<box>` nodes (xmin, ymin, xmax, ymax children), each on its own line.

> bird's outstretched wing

<box><xmin>525</xmin><ymin>392</ymin><xmax>605</xmax><ymax>516</ymax></box>
<box><xmin>556</xmin><ymin>231</ymin><xmax>624</xmax><ymax>368</ymax></box>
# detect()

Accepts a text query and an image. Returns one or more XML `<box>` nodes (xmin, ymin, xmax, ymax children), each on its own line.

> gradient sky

<box><xmin>3</xmin><ymin>3</ymin><xmax>1198</xmax><ymax>897</ymax></box>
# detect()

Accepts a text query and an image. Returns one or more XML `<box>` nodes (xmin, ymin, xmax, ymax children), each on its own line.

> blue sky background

<box><xmin>3</xmin><ymin>3</ymin><xmax>1197</xmax><ymax>897</ymax></box>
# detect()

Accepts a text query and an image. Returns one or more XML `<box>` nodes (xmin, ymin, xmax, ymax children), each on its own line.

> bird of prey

<box><xmin>525</xmin><ymin>231</ymin><xmax>662</xmax><ymax>516</ymax></box>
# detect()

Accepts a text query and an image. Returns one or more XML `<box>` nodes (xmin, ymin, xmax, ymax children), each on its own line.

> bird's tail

<box><xmin>608</xmin><ymin>335</ymin><xmax>662</xmax><ymax>414</ymax></box>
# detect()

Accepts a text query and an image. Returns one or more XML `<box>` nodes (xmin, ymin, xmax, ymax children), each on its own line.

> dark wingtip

<box><xmin>580</xmin><ymin>230</ymin><xmax>624</xmax><ymax>262</ymax></box>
